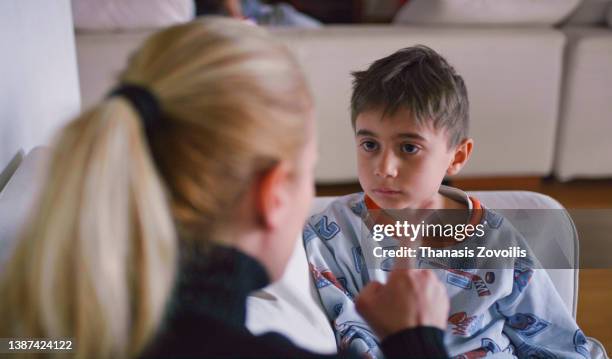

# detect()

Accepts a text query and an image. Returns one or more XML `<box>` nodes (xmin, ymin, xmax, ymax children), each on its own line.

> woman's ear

<box><xmin>255</xmin><ymin>161</ymin><xmax>292</xmax><ymax>230</ymax></box>
<box><xmin>446</xmin><ymin>138</ymin><xmax>474</xmax><ymax>176</ymax></box>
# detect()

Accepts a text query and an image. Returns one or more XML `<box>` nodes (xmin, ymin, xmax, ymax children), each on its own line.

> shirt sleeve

<box><xmin>303</xmin><ymin>219</ymin><xmax>383</xmax><ymax>359</ymax></box>
<box><xmin>380</xmin><ymin>326</ymin><xmax>449</xmax><ymax>359</ymax></box>
<box><xmin>255</xmin><ymin>326</ymin><xmax>448</xmax><ymax>359</ymax></box>
<box><xmin>496</xmin><ymin>260</ymin><xmax>591</xmax><ymax>358</ymax></box>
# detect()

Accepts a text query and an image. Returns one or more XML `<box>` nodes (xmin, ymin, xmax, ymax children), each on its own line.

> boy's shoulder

<box><xmin>304</xmin><ymin>193</ymin><xmax>367</xmax><ymax>242</ymax></box>
<box><xmin>303</xmin><ymin>193</ymin><xmax>368</xmax><ymax>246</ymax></box>
<box><xmin>439</xmin><ymin>185</ymin><xmax>509</xmax><ymax>229</ymax></box>
<box><xmin>307</xmin><ymin>192</ymin><xmax>366</xmax><ymax>223</ymax></box>
<box><xmin>438</xmin><ymin>185</ymin><xmax>527</xmax><ymax>248</ymax></box>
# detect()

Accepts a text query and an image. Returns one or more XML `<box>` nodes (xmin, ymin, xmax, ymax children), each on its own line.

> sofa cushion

<box><xmin>72</xmin><ymin>0</ymin><xmax>194</xmax><ymax>31</ymax></box>
<box><xmin>393</xmin><ymin>0</ymin><xmax>581</xmax><ymax>26</ymax></box>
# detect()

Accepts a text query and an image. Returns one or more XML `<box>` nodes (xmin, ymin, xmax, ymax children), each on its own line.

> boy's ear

<box><xmin>446</xmin><ymin>138</ymin><xmax>474</xmax><ymax>176</ymax></box>
<box><xmin>255</xmin><ymin>161</ymin><xmax>292</xmax><ymax>230</ymax></box>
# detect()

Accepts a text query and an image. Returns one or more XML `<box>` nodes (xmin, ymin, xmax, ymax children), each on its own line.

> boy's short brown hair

<box><xmin>351</xmin><ymin>45</ymin><xmax>469</xmax><ymax>147</ymax></box>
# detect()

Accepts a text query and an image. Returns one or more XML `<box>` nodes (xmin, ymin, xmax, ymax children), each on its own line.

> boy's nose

<box><xmin>374</xmin><ymin>150</ymin><xmax>399</xmax><ymax>178</ymax></box>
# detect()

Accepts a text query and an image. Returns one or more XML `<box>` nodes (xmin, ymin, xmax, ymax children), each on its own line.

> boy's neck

<box><xmin>365</xmin><ymin>188</ymin><xmax>470</xmax><ymax>210</ymax></box>
<box><xmin>415</xmin><ymin>192</ymin><xmax>468</xmax><ymax>210</ymax></box>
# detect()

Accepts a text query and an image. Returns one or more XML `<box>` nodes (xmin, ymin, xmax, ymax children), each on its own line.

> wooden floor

<box><xmin>316</xmin><ymin>178</ymin><xmax>612</xmax><ymax>354</ymax></box>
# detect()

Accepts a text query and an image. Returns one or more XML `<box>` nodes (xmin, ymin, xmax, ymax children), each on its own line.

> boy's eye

<box><xmin>360</xmin><ymin>141</ymin><xmax>379</xmax><ymax>152</ymax></box>
<box><xmin>401</xmin><ymin>143</ymin><xmax>419</xmax><ymax>154</ymax></box>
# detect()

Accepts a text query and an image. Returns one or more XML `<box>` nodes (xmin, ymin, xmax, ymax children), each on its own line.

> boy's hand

<box><xmin>355</xmin><ymin>268</ymin><xmax>449</xmax><ymax>339</ymax></box>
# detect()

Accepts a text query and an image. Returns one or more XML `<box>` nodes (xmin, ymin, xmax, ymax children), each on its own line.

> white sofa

<box><xmin>76</xmin><ymin>26</ymin><xmax>565</xmax><ymax>183</ymax></box>
<box><xmin>74</xmin><ymin>23</ymin><xmax>612</xmax><ymax>183</ymax></box>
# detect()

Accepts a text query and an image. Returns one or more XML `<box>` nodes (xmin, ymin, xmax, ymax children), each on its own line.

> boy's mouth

<box><xmin>372</xmin><ymin>188</ymin><xmax>402</xmax><ymax>196</ymax></box>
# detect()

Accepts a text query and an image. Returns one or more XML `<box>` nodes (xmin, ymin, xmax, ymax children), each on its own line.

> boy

<box><xmin>304</xmin><ymin>46</ymin><xmax>590</xmax><ymax>358</ymax></box>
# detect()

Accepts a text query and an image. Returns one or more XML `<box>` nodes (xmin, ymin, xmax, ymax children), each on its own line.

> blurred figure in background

<box><xmin>196</xmin><ymin>0</ymin><xmax>322</xmax><ymax>27</ymax></box>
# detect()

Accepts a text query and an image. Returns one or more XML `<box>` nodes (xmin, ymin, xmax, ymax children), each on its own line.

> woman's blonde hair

<box><xmin>0</xmin><ymin>17</ymin><xmax>311</xmax><ymax>358</ymax></box>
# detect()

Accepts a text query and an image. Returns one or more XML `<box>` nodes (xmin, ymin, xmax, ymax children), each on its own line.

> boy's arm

<box><xmin>303</xmin><ymin>221</ymin><xmax>384</xmax><ymax>359</ymax></box>
<box><xmin>497</xmin><ymin>262</ymin><xmax>590</xmax><ymax>358</ymax></box>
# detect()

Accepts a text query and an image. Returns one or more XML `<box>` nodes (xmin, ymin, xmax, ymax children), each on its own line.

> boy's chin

<box><xmin>368</xmin><ymin>193</ymin><xmax>412</xmax><ymax>210</ymax></box>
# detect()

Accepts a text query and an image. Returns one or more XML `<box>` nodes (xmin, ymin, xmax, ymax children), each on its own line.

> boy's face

<box><xmin>355</xmin><ymin>107</ymin><xmax>469</xmax><ymax>210</ymax></box>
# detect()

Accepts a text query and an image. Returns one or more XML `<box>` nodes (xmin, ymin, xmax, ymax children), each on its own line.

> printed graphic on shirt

<box><xmin>426</xmin><ymin>261</ymin><xmax>492</xmax><ymax>297</ymax></box>
<box><xmin>515</xmin><ymin>342</ymin><xmax>557</xmax><ymax>359</ymax></box>
<box><xmin>506</xmin><ymin>313</ymin><xmax>550</xmax><ymax>337</ymax></box>
<box><xmin>452</xmin><ymin>337</ymin><xmax>501</xmax><ymax>359</ymax></box>
<box><xmin>513</xmin><ymin>267</ymin><xmax>534</xmax><ymax>293</ymax></box>
<box><xmin>380</xmin><ymin>257</ymin><xmax>395</xmax><ymax>272</ymax></box>
<box><xmin>309</xmin><ymin>263</ymin><xmax>352</xmax><ymax>297</ymax></box>
<box><xmin>481</xmin><ymin>338</ymin><xmax>502</xmax><ymax>354</ymax></box>
<box><xmin>310</xmin><ymin>264</ymin><xmax>333</xmax><ymax>289</ymax></box>
<box><xmin>452</xmin><ymin>270</ymin><xmax>492</xmax><ymax>297</ymax></box>
<box><xmin>484</xmin><ymin>210</ymin><xmax>504</xmax><ymax>229</ymax></box>
<box><xmin>350</xmin><ymin>201</ymin><xmax>365</xmax><ymax>216</ymax></box>
<box><xmin>378</xmin><ymin>246</ymin><xmax>398</xmax><ymax>271</ymax></box>
<box><xmin>449</xmin><ymin>312</ymin><xmax>484</xmax><ymax>336</ymax></box>
<box><xmin>352</xmin><ymin>246</ymin><xmax>366</xmax><ymax>274</ymax></box>
<box><xmin>573</xmin><ymin>329</ymin><xmax>590</xmax><ymax>358</ymax></box>
<box><xmin>338</xmin><ymin>322</ymin><xmax>379</xmax><ymax>358</ymax></box>
<box><xmin>314</xmin><ymin>215</ymin><xmax>340</xmax><ymax>240</ymax></box>
<box><xmin>447</xmin><ymin>272</ymin><xmax>473</xmax><ymax>290</ymax></box>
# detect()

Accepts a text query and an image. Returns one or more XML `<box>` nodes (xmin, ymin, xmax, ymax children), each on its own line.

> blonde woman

<box><xmin>0</xmin><ymin>18</ymin><xmax>449</xmax><ymax>358</ymax></box>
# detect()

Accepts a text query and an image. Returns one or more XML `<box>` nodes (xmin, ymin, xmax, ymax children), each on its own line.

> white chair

<box><xmin>247</xmin><ymin>195</ymin><xmax>609</xmax><ymax>358</ymax></box>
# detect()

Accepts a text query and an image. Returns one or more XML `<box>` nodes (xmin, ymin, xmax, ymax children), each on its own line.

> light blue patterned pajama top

<box><xmin>303</xmin><ymin>186</ymin><xmax>590</xmax><ymax>359</ymax></box>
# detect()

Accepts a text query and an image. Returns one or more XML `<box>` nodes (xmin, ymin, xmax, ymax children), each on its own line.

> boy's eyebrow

<box><xmin>395</xmin><ymin>133</ymin><xmax>427</xmax><ymax>141</ymax></box>
<box><xmin>356</xmin><ymin>129</ymin><xmax>426</xmax><ymax>141</ymax></box>
<box><xmin>355</xmin><ymin>129</ymin><xmax>377</xmax><ymax>137</ymax></box>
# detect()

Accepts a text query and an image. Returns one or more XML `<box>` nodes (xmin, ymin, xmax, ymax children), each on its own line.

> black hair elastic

<box><xmin>108</xmin><ymin>84</ymin><xmax>161</xmax><ymax>132</ymax></box>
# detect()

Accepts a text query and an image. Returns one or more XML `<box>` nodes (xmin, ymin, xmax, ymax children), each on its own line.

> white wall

<box><xmin>0</xmin><ymin>0</ymin><xmax>81</xmax><ymax>173</ymax></box>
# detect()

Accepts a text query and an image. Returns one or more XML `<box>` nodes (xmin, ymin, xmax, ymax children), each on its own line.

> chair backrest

<box><xmin>469</xmin><ymin>191</ymin><xmax>578</xmax><ymax>317</ymax></box>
